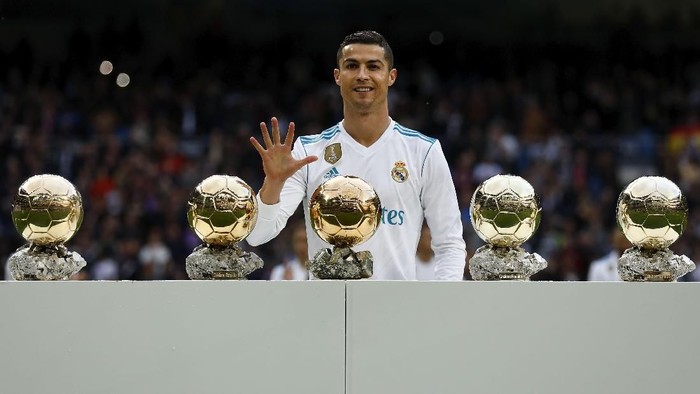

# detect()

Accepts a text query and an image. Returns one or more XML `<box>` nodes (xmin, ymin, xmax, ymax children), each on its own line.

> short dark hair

<box><xmin>336</xmin><ymin>30</ymin><xmax>394</xmax><ymax>69</ymax></box>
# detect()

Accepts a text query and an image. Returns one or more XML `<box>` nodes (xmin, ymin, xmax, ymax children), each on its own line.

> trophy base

<box><xmin>185</xmin><ymin>244</ymin><xmax>263</xmax><ymax>280</ymax></box>
<box><xmin>618</xmin><ymin>247</ymin><xmax>695</xmax><ymax>282</ymax></box>
<box><xmin>309</xmin><ymin>247</ymin><xmax>373</xmax><ymax>279</ymax></box>
<box><xmin>469</xmin><ymin>244</ymin><xmax>547</xmax><ymax>281</ymax></box>
<box><xmin>8</xmin><ymin>243</ymin><xmax>87</xmax><ymax>280</ymax></box>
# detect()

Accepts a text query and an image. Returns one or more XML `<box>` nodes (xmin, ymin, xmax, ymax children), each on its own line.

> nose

<box><xmin>356</xmin><ymin>65</ymin><xmax>370</xmax><ymax>80</ymax></box>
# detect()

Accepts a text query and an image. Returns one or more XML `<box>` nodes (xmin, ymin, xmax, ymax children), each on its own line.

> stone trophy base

<box><xmin>185</xmin><ymin>244</ymin><xmax>263</xmax><ymax>280</ymax></box>
<box><xmin>8</xmin><ymin>243</ymin><xmax>87</xmax><ymax>280</ymax></box>
<box><xmin>618</xmin><ymin>247</ymin><xmax>695</xmax><ymax>282</ymax></box>
<box><xmin>469</xmin><ymin>244</ymin><xmax>547</xmax><ymax>281</ymax></box>
<box><xmin>310</xmin><ymin>247</ymin><xmax>373</xmax><ymax>279</ymax></box>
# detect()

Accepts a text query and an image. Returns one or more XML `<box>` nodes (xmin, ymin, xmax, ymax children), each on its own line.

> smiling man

<box><xmin>248</xmin><ymin>30</ymin><xmax>466</xmax><ymax>280</ymax></box>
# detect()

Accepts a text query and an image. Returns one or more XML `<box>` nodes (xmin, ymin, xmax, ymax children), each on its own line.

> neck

<box><xmin>342</xmin><ymin>108</ymin><xmax>391</xmax><ymax>147</ymax></box>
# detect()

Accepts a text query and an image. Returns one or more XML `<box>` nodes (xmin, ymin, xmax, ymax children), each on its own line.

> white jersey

<box><xmin>247</xmin><ymin>119</ymin><xmax>466</xmax><ymax>280</ymax></box>
<box><xmin>415</xmin><ymin>255</ymin><xmax>437</xmax><ymax>280</ymax></box>
<box><xmin>587</xmin><ymin>251</ymin><xmax>621</xmax><ymax>281</ymax></box>
<box><xmin>269</xmin><ymin>257</ymin><xmax>309</xmax><ymax>281</ymax></box>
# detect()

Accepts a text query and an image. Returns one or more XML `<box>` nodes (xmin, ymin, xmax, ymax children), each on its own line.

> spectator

<box><xmin>587</xmin><ymin>228</ymin><xmax>632</xmax><ymax>282</ymax></box>
<box><xmin>2</xmin><ymin>12</ymin><xmax>700</xmax><ymax>282</ymax></box>
<box><xmin>269</xmin><ymin>223</ymin><xmax>309</xmax><ymax>281</ymax></box>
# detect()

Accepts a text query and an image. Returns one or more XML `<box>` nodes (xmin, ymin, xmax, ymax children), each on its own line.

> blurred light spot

<box><xmin>116</xmin><ymin>73</ymin><xmax>130</xmax><ymax>87</ymax></box>
<box><xmin>429</xmin><ymin>31</ymin><xmax>444</xmax><ymax>46</ymax></box>
<box><xmin>99</xmin><ymin>60</ymin><xmax>113</xmax><ymax>75</ymax></box>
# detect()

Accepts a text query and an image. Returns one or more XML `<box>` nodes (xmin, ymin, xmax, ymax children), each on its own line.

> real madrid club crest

<box><xmin>391</xmin><ymin>161</ymin><xmax>409</xmax><ymax>183</ymax></box>
<box><xmin>324</xmin><ymin>143</ymin><xmax>342</xmax><ymax>164</ymax></box>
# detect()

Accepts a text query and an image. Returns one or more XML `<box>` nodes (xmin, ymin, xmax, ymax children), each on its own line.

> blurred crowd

<box><xmin>3</xmin><ymin>16</ymin><xmax>700</xmax><ymax>281</ymax></box>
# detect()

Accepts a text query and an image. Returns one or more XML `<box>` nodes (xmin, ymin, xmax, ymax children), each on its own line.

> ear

<box><xmin>388</xmin><ymin>68</ymin><xmax>397</xmax><ymax>87</ymax></box>
<box><xmin>334</xmin><ymin>68</ymin><xmax>340</xmax><ymax>86</ymax></box>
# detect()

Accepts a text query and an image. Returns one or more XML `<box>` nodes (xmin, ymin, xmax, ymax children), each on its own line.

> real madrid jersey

<box><xmin>247</xmin><ymin>119</ymin><xmax>466</xmax><ymax>280</ymax></box>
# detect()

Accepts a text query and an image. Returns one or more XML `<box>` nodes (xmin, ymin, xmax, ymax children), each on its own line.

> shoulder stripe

<box><xmin>300</xmin><ymin>125</ymin><xmax>340</xmax><ymax>145</ymax></box>
<box><xmin>394</xmin><ymin>124</ymin><xmax>436</xmax><ymax>144</ymax></box>
<box><xmin>300</xmin><ymin>139</ymin><xmax>310</xmax><ymax>186</ymax></box>
<box><xmin>421</xmin><ymin>141</ymin><xmax>437</xmax><ymax>177</ymax></box>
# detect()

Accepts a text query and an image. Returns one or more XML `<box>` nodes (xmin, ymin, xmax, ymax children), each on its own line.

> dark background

<box><xmin>4</xmin><ymin>0</ymin><xmax>700</xmax><ymax>81</ymax></box>
<box><xmin>2</xmin><ymin>0</ymin><xmax>700</xmax><ymax>280</ymax></box>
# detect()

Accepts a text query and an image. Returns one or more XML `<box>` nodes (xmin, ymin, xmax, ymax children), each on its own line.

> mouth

<box><xmin>354</xmin><ymin>87</ymin><xmax>373</xmax><ymax>92</ymax></box>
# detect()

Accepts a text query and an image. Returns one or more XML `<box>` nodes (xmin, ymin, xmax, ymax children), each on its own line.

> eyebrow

<box><xmin>342</xmin><ymin>58</ymin><xmax>385</xmax><ymax>66</ymax></box>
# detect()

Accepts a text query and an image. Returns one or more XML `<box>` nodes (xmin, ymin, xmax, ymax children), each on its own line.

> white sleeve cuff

<box><xmin>256</xmin><ymin>194</ymin><xmax>281</xmax><ymax>222</ymax></box>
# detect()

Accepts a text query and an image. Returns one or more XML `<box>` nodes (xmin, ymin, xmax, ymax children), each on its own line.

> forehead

<box><xmin>339</xmin><ymin>43</ymin><xmax>387</xmax><ymax>63</ymax></box>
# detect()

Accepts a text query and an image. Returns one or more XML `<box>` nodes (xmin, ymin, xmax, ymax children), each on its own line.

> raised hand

<box><xmin>250</xmin><ymin>117</ymin><xmax>317</xmax><ymax>204</ymax></box>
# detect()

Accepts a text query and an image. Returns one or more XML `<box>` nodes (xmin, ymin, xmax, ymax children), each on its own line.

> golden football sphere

<box><xmin>187</xmin><ymin>175</ymin><xmax>258</xmax><ymax>246</ymax></box>
<box><xmin>11</xmin><ymin>174</ymin><xmax>84</xmax><ymax>246</ymax></box>
<box><xmin>470</xmin><ymin>174</ymin><xmax>542</xmax><ymax>248</ymax></box>
<box><xmin>309</xmin><ymin>175</ymin><xmax>381</xmax><ymax>248</ymax></box>
<box><xmin>616</xmin><ymin>176</ymin><xmax>687</xmax><ymax>250</ymax></box>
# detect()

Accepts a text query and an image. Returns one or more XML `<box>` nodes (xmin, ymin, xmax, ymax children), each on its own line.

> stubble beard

<box><xmin>348</xmin><ymin>93</ymin><xmax>386</xmax><ymax>116</ymax></box>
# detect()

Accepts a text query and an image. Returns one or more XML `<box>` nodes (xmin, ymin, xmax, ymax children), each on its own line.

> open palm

<box><xmin>250</xmin><ymin>117</ymin><xmax>318</xmax><ymax>184</ymax></box>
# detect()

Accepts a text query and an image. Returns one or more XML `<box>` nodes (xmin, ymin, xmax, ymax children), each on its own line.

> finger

<box><xmin>291</xmin><ymin>156</ymin><xmax>318</xmax><ymax>173</ymax></box>
<box><xmin>259</xmin><ymin>121</ymin><xmax>273</xmax><ymax>147</ymax></box>
<box><xmin>284</xmin><ymin>122</ymin><xmax>296</xmax><ymax>147</ymax></box>
<box><xmin>249</xmin><ymin>137</ymin><xmax>266</xmax><ymax>155</ymax></box>
<box><xmin>271</xmin><ymin>117</ymin><xmax>281</xmax><ymax>145</ymax></box>
<box><xmin>297</xmin><ymin>155</ymin><xmax>318</xmax><ymax>168</ymax></box>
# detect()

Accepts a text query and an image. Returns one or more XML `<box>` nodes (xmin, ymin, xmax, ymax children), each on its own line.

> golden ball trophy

<box><xmin>185</xmin><ymin>175</ymin><xmax>262</xmax><ymax>279</ymax></box>
<box><xmin>616</xmin><ymin>176</ymin><xmax>695</xmax><ymax>281</ymax></box>
<box><xmin>469</xmin><ymin>174</ymin><xmax>546</xmax><ymax>280</ymax></box>
<box><xmin>308</xmin><ymin>175</ymin><xmax>381</xmax><ymax>279</ymax></box>
<box><xmin>9</xmin><ymin>174</ymin><xmax>86</xmax><ymax>280</ymax></box>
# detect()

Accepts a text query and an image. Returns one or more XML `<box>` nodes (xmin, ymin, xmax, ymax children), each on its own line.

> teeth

<box><xmin>356</xmin><ymin>88</ymin><xmax>371</xmax><ymax>92</ymax></box>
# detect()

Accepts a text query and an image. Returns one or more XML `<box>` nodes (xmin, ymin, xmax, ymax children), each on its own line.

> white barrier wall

<box><xmin>0</xmin><ymin>281</ymin><xmax>346</xmax><ymax>394</ymax></box>
<box><xmin>1</xmin><ymin>281</ymin><xmax>699</xmax><ymax>394</ymax></box>
<box><xmin>346</xmin><ymin>281</ymin><xmax>700</xmax><ymax>394</ymax></box>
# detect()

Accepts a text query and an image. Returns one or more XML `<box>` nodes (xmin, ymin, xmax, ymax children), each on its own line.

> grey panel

<box><xmin>0</xmin><ymin>281</ymin><xmax>345</xmax><ymax>394</ymax></box>
<box><xmin>346</xmin><ymin>281</ymin><xmax>700</xmax><ymax>394</ymax></box>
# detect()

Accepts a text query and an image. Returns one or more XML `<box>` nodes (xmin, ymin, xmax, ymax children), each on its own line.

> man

<box><xmin>587</xmin><ymin>228</ymin><xmax>632</xmax><ymax>281</ymax></box>
<box><xmin>269</xmin><ymin>223</ymin><xmax>309</xmax><ymax>281</ymax></box>
<box><xmin>247</xmin><ymin>30</ymin><xmax>465</xmax><ymax>280</ymax></box>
